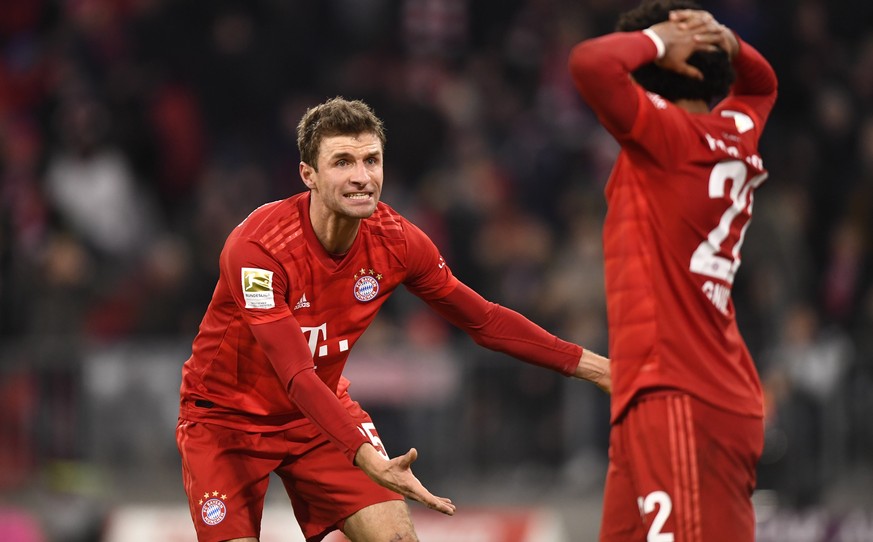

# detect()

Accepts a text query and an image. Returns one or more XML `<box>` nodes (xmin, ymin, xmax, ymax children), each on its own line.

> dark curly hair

<box><xmin>616</xmin><ymin>0</ymin><xmax>735</xmax><ymax>103</ymax></box>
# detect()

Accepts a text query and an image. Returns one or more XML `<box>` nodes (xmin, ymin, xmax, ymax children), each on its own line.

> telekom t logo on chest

<box><xmin>300</xmin><ymin>323</ymin><xmax>349</xmax><ymax>359</ymax></box>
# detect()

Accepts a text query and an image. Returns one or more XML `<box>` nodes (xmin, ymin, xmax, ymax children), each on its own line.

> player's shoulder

<box><xmin>231</xmin><ymin>194</ymin><xmax>306</xmax><ymax>250</ymax></box>
<box><xmin>630</xmin><ymin>87</ymin><xmax>691</xmax><ymax>138</ymax></box>
<box><xmin>364</xmin><ymin>201</ymin><xmax>408</xmax><ymax>239</ymax></box>
<box><xmin>712</xmin><ymin>102</ymin><xmax>763</xmax><ymax>139</ymax></box>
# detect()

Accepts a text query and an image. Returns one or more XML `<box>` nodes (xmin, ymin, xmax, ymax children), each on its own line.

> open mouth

<box><xmin>344</xmin><ymin>193</ymin><xmax>372</xmax><ymax>200</ymax></box>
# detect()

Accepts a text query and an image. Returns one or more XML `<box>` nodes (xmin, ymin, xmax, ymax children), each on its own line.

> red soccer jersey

<box><xmin>570</xmin><ymin>33</ymin><xmax>778</xmax><ymax>422</ymax></box>
<box><xmin>179</xmin><ymin>192</ymin><xmax>459</xmax><ymax>431</ymax></box>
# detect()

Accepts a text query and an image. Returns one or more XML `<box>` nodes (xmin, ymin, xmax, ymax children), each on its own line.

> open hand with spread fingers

<box><xmin>355</xmin><ymin>444</ymin><xmax>456</xmax><ymax>516</ymax></box>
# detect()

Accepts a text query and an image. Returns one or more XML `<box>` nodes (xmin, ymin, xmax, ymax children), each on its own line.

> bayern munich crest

<box><xmin>201</xmin><ymin>497</ymin><xmax>227</xmax><ymax>526</ymax></box>
<box><xmin>353</xmin><ymin>268</ymin><xmax>381</xmax><ymax>302</ymax></box>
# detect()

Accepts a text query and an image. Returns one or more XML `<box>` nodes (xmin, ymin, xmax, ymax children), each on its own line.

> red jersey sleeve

<box><xmin>398</xmin><ymin>217</ymin><xmax>581</xmax><ymax>374</ymax></box>
<box><xmin>250</xmin><ymin>318</ymin><xmax>369</xmax><ymax>463</ymax></box>
<box><xmin>425</xmin><ymin>283</ymin><xmax>582</xmax><ymax>376</ymax></box>
<box><xmin>220</xmin><ymin>234</ymin><xmax>292</xmax><ymax>325</ymax></box>
<box><xmin>568</xmin><ymin>31</ymin><xmax>660</xmax><ymax>136</ymax></box>
<box><xmin>715</xmin><ymin>37</ymin><xmax>778</xmax><ymax>136</ymax></box>
<box><xmin>401</xmin><ymin>218</ymin><xmax>459</xmax><ymax>300</ymax></box>
<box><xmin>569</xmin><ymin>31</ymin><xmax>687</xmax><ymax>166</ymax></box>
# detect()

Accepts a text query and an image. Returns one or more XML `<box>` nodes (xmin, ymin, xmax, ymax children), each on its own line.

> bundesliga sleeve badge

<box><xmin>241</xmin><ymin>267</ymin><xmax>275</xmax><ymax>309</ymax></box>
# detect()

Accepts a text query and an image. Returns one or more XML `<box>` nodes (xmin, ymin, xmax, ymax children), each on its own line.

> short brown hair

<box><xmin>296</xmin><ymin>97</ymin><xmax>387</xmax><ymax>169</ymax></box>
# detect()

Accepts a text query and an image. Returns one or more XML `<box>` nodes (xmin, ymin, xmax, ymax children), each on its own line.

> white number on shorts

<box><xmin>689</xmin><ymin>160</ymin><xmax>767</xmax><ymax>284</ymax></box>
<box><xmin>637</xmin><ymin>491</ymin><xmax>674</xmax><ymax>542</ymax></box>
<box><xmin>359</xmin><ymin>422</ymin><xmax>389</xmax><ymax>459</ymax></box>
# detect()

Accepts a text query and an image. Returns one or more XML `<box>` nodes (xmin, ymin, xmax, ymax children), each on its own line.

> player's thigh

<box><xmin>599</xmin><ymin>420</ymin><xmax>647</xmax><ymax>541</ymax></box>
<box><xmin>615</xmin><ymin>392</ymin><xmax>762</xmax><ymax>542</ymax></box>
<box><xmin>694</xmin><ymin>398</ymin><xmax>763</xmax><ymax>541</ymax></box>
<box><xmin>177</xmin><ymin>419</ymin><xmax>280</xmax><ymax>542</ymax></box>
<box><xmin>342</xmin><ymin>500</ymin><xmax>417</xmax><ymax>542</ymax></box>
<box><xmin>277</xmin><ymin>417</ymin><xmax>403</xmax><ymax>541</ymax></box>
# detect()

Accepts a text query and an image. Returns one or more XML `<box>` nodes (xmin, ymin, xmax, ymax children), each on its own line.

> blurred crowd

<box><xmin>1</xmin><ymin>0</ymin><xmax>873</xmax><ymax>513</ymax></box>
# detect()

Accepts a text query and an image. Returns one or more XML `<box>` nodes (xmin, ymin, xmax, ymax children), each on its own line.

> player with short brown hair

<box><xmin>176</xmin><ymin>96</ymin><xmax>610</xmax><ymax>542</ymax></box>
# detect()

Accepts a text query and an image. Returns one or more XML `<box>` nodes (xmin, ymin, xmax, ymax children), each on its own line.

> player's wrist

<box><xmin>353</xmin><ymin>442</ymin><xmax>381</xmax><ymax>468</ymax></box>
<box><xmin>576</xmin><ymin>349</ymin><xmax>611</xmax><ymax>394</ymax></box>
<box><xmin>642</xmin><ymin>28</ymin><xmax>666</xmax><ymax>60</ymax></box>
<box><xmin>725</xmin><ymin>29</ymin><xmax>740</xmax><ymax>59</ymax></box>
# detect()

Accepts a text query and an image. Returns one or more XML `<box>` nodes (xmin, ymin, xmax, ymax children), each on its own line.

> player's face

<box><xmin>300</xmin><ymin>133</ymin><xmax>384</xmax><ymax>219</ymax></box>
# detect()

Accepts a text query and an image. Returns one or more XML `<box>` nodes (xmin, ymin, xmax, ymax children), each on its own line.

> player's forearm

<box><xmin>428</xmin><ymin>283</ymin><xmax>581</xmax><ymax>376</ymax></box>
<box><xmin>730</xmin><ymin>37</ymin><xmax>778</xmax><ymax>110</ymax></box>
<box><xmin>251</xmin><ymin>317</ymin><xmax>369</xmax><ymax>463</ymax></box>
<box><xmin>570</xmin><ymin>32</ymin><xmax>659</xmax><ymax>89</ymax></box>
<box><xmin>289</xmin><ymin>368</ymin><xmax>370</xmax><ymax>463</ymax></box>
<box><xmin>469</xmin><ymin>304</ymin><xmax>582</xmax><ymax>375</ymax></box>
<box><xmin>569</xmin><ymin>32</ymin><xmax>655</xmax><ymax>134</ymax></box>
<box><xmin>250</xmin><ymin>316</ymin><xmax>316</xmax><ymax>385</ymax></box>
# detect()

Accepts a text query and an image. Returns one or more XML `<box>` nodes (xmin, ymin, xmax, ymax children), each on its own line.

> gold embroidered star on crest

<box><xmin>355</xmin><ymin>268</ymin><xmax>382</xmax><ymax>280</ymax></box>
<box><xmin>212</xmin><ymin>491</ymin><xmax>219</xmax><ymax>497</ymax></box>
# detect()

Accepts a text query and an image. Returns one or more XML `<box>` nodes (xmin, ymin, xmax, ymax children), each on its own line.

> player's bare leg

<box><xmin>342</xmin><ymin>500</ymin><xmax>418</xmax><ymax>542</ymax></box>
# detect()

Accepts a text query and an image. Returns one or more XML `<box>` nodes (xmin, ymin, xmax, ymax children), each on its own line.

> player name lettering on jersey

<box><xmin>703</xmin><ymin>132</ymin><xmax>764</xmax><ymax>171</ymax></box>
<box><xmin>702</xmin><ymin>280</ymin><xmax>730</xmax><ymax>315</ymax></box>
<box><xmin>646</xmin><ymin>91</ymin><xmax>668</xmax><ymax>110</ymax></box>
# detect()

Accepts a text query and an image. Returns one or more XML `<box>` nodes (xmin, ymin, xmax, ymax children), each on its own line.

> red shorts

<box><xmin>599</xmin><ymin>391</ymin><xmax>764</xmax><ymax>542</ymax></box>
<box><xmin>176</xmin><ymin>413</ymin><xmax>402</xmax><ymax>542</ymax></box>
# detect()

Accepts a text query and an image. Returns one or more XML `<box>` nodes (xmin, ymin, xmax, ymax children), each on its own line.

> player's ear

<box><xmin>299</xmin><ymin>161</ymin><xmax>317</xmax><ymax>189</ymax></box>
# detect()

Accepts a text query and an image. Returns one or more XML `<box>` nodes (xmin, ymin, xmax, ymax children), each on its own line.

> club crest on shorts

<box><xmin>353</xmin><ymin>267</ymin><xmax>382</xmax><ymax>302</ymax></box>
<box><xmin>200</xmin><ymin>491</ymin><xmax>228</xmax><ymax>526</ymax></box>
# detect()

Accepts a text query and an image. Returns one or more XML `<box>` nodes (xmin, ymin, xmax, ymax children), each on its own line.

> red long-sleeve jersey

<box><xmin>569</xmin><ymin>32</ymin><xmax>778</xmax><ymax>422</ymax></box>
<box><xmin>180</xmin><ymin>192</ymin><xmax>582</xmax><ymax>461</ymax></box>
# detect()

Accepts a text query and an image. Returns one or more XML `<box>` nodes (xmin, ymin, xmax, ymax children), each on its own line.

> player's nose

<box><xmin>350</xmin><ymin>160</ymin><xmax>371</xmax><ymax>184</ymax></box>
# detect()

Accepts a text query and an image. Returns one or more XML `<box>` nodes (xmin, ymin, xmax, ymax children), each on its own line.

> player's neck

<box><xmin>312</xmin><ymin>218</ymin><xmax>359</xmax><ymax>255</ymax></box>
<box><xmin>674</xmin><ymin>98</ymin><xmax>710</xmax><ymax>114</ymax></box>
<box><xmin>308</xmin><ymin>206</ymin><xmax>360</xmax><ymax>255</ymax></box>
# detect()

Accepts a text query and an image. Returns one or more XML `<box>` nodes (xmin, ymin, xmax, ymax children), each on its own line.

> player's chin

<box><xmin>343</xmin><ymin>200</ymin><xmax>378</xmax><ymax>218</ymax></box>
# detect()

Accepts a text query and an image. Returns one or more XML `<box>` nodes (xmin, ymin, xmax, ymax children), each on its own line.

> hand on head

<box><xmin>670</xmin><ymin>9</ymin><xmax>739</xmax><ymax>59</ymax></box>
<box><xmin>648</xmin><ymin>10</ymin><xmax>736</xmax><ymax>79</ymax></box>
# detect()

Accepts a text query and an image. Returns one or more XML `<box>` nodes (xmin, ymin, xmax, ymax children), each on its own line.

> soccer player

<box><xmin>176</xmin><ymin>96</ymin><xmax>611</xmax><ymax>542</ymax></box>
<box><xmin>568</xmin><ymin>1</ymin><xmax>777</xmax><ymax>541</ymax></box>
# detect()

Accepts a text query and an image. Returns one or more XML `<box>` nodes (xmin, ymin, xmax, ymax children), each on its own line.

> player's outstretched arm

<box><xmin>354</xmin><ymin>444</ymin><xmax>456</xmax><ymax>516</ymax></box>
<box><xmin>425</xmin><ymin>283</ymin><xmax>611</xmax><ymax>391</ymax></box>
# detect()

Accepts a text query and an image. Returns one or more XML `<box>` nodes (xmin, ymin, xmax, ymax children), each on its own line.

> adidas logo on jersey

<box><xmin>294</xmin><ymin>294</ymin><xmax>311</xmax><ymax>310</ymax></box>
